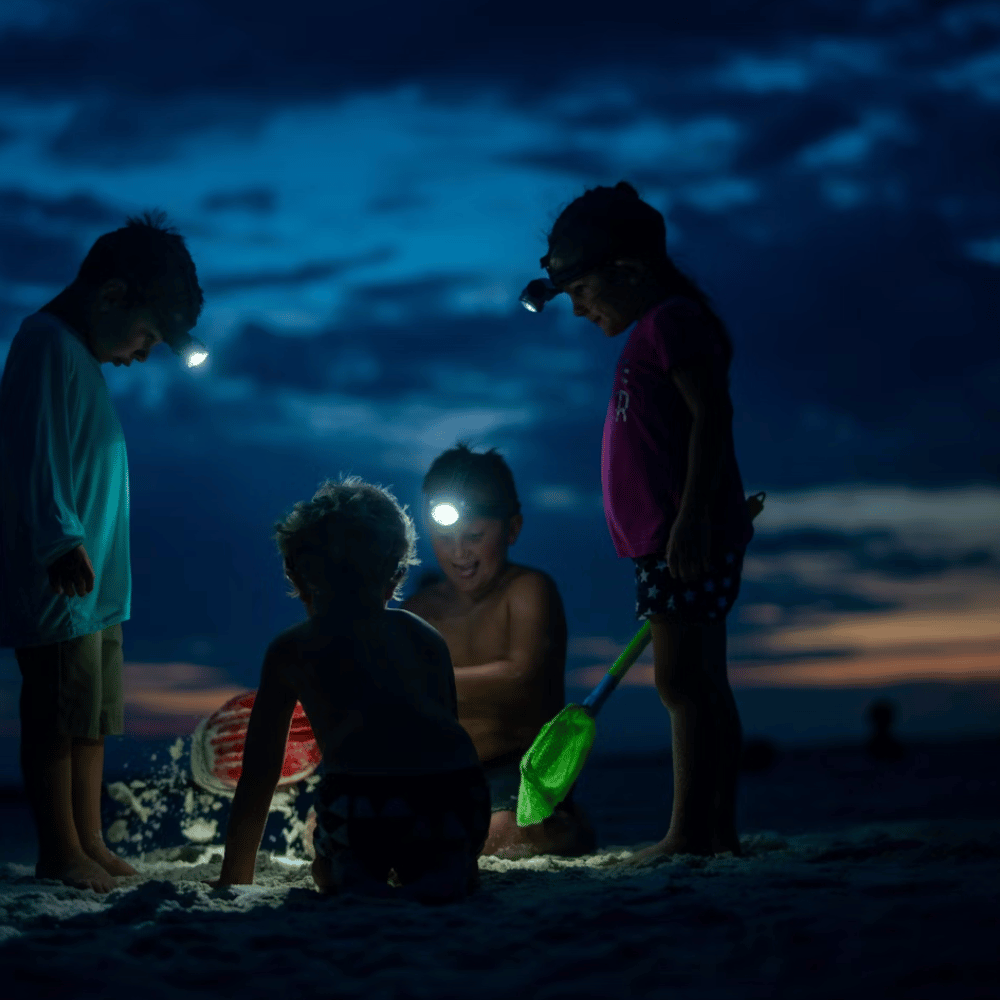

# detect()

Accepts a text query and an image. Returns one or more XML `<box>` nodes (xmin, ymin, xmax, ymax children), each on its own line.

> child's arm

<box><xmin>667</xmin><ymin>360</ymin><xmax>732</xmax><ymax>578</ymax></box>
<box><xmin>451</xmin><ymin>572</ymin><xmax>565</xmax><ymax>707</ymax></box>
<box><xmin>217</xmin><ymin>638</ymin><xmax>298</xmax><ymax>886</ymax></box>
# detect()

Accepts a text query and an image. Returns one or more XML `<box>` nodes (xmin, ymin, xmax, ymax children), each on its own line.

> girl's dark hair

<box><xmin>76</xmin><ymin>210</ymin><xmax>204</xmax><ymax>333</ymax></box>
<box><xmin>422</xmin><ymin>443</ymin><xmax>521</xmax><ymax>519</ymax></box>
<box><xmin>546</xmin><ymin>181</ymin><xmax>733</xmax><ymax>370</ymax></box>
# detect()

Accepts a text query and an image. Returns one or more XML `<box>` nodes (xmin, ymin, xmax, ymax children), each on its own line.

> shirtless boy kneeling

<box><xmin>403</xmin><ymin>445</ymin><xmax>595</xmax><ymax>859</ymax></box>
<box><xmin>216</xmin><ymin>477</ymin><xmax>490</xmax><ymax>903</ymax></box>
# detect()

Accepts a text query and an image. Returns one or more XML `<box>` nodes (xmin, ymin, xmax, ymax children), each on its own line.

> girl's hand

<box><xmin>665</xmin><ymin>513</ymin><xmax>711</xmax><ymax>580</ymax></box>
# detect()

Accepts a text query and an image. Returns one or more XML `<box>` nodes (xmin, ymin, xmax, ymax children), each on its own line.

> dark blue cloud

<box><xmin>0</xmin><ymin>187</ymin><xmax>121</xmax><ymax>289</ymax></box>
<box><xmin>202</xmin><ymin>187</ymin><xmax>276</xmax><ymax>214</ymax></box>
<box><xmin>0</xmin><ymin>1</ymin><xmax>903</xmax><ymax>103</ymax></box>
<box><xmin>732</xmin><ymin>96</ymin><xmax>861</xmax><ymax>172</ymax></box>
<box><xmin>670</xmin><ymin>198</ymin><xmax>1000</xmax><ymax>489</ymax></box>
<box><xmin>0</xmin><ymin>224</ymin><xmax>79</xmax><ymax>285</ymax></box>
<box><xmin>203</xmin><ymin>248</ymin><xmax>393</xmax><ymax>293</ymax></box>
<box><xmin>47</xmin><ymin>97</ymin><xmax>269</xmax><ymax>166</ymax></box>
<box><xmin>750</xmin><ymin>528</ymin><xmax>997</xmax><ymax>577</ymax></box>
<box><xmin>0</xmin><ymin>187</ymin><xmax>119</xmax><ymax>226</ymax></box>
<box><xmin>366</xmin><ymin>193</ymin><xmax>430</xmax><ymax>215</ymax></box>
<box><xmin>218</xmin><ymin>304</ymin><xmax>565</xmax><ymax>399</ymax></box>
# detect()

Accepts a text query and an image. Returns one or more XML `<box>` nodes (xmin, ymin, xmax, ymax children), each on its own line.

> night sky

<box><xmin>1</xmin><ymin>0</ymin><xmax>998</xmax><ymax>770</ymax></box>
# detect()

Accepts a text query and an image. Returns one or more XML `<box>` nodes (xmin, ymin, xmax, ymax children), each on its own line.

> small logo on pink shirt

<box><xmin>616</xmin><ymin>367</ymin><xmax>631</xmax><ymax>422</ymax></box>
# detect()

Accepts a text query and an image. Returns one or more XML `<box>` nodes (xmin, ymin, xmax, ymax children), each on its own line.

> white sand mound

<box><xmin>1</xmin><ymin>819</ymin><xmax>998</xmax><ymax>999</ymax></box>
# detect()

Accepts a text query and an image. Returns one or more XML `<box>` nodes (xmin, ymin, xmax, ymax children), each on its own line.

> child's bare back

<box><xmin>281</xmin><ymin>605</ymin><xmax>480</xmax><ymax>775</ymax></box>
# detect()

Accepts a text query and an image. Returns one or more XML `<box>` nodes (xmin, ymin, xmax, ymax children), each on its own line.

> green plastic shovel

<box><xmin>516</xmin><ymin>620</ymin><xmax>653</xmax><ymax>827</ymax></box>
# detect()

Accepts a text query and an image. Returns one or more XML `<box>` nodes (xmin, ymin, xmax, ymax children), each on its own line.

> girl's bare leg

<box><xmin>702</xmin><ymin>624</ymin><xmax>743</xmax><ymax>855</ymax></box>
<box><xmin>625</xmin><ymin>621</ymin><xmax>721</xmax><ymax>864</ymax></box>
<box><xmin>71</xmin><ymin>736</ymin><xmax>138</xmax><ymax>877</ymax></box>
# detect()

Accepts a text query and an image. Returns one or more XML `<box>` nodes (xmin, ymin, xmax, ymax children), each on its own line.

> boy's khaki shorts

<box><xmin>15</xmin><ymin>624</ymin><xmax>125</xmax><ymax>739</ymax></box>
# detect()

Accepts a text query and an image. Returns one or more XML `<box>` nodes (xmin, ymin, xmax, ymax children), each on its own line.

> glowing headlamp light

<box><xmin>184</xmin><ymin>342</ymin><xmax>209</xmax><ymax>368</ymax></box>
<box><xmin>167</xmin><ymin>332</ymin><xmax>209</xmax><ymax>368</ymax></box>
<box><xmin>428</xmin><ymin>496</ymin><xmax>508</xmax><ymax>527</ymax></box>
<box><xmin>430</xmin><ymin>501</ymin><xmax>461</xmax><ymax>526</ymax></box>
<box><xmin>519</xmin><ymin>278</ymin><xmax>560</xmax><ymax>314</ymax></box>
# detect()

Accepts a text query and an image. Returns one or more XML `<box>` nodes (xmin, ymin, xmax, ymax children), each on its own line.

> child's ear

<box><xmin>611</xmin><ymin>259</ymin><xmax>645</xmax><ymax>286</ymax></box>
<box><xmin>96</xmin><ymin>277</ymin><xmax>128</xmax><ymax>312</ymax></box>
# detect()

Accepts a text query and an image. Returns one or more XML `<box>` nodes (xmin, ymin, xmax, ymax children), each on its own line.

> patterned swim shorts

<box><xmin>313</xmin><ymin>766</ymin><xmax>491</xmax><ymax>882</ymax></box>
<box><xmin>633</xmin><ymin>547</ymin><xmax>745</xmax><ymax>624</ymax></box>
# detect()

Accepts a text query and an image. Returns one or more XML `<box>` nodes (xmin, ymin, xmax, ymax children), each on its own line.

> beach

<box><xmin>2</xmin><ymin>737</ymin><xmax>998</xmax><ymax>999</ymax></box>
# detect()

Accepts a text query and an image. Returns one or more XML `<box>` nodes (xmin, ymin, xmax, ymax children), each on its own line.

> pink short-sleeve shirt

<box><xmin>601</xmin><ymin>296</ymin><xmax>754</xmax><ymax>559</ymax></box>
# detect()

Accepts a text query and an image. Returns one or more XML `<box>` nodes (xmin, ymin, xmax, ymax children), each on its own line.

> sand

<box><xmin>2</xmin><ymin>740</ymin><xmax>998</xmax><ymax>999</ymax></box>
<box><xmin>2</xmin><ymin>821</ymin><xmax>999</xmax><ymax>999</ymax></box>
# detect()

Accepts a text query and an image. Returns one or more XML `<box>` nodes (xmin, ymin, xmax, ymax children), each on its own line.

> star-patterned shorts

<box><xmin>313</xmin><ymin>766</ymin><xmax>491</xmax><ymax>881</ymax></box>
<box><xmin>633</xmin><ymin>547</ymin><xmax>746</xmax><ymax>624</ymax></box>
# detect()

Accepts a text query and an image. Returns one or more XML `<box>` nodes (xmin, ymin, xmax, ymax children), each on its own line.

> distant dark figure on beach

<box><xmin>0</xmin><ymin>213</ymin><xmax>204</xmax><ymax>894</ymax></box>
<box><xmin>866</xmin><ymin>698</ymin><xmax>905</xmax><ymax>761</ymax></box>
<box><xmin>521</xmin><ymin>182</ymin><xmax>762</xmax><ymax>863</ymax></box>
<box><xmin>213</xmin><ymin>477</ymin><xmax>490</xmax><ymax>903</ymax></box>
<box><xmin>403</xmin><ymin>444</ymin><xmax>595</xmax><ymax>859</ymax></box>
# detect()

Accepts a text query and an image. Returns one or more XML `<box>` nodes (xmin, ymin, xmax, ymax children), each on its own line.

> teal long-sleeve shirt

<box><xmin>0</xmin><ymin>311</ymin><xmax>131</xmax><ymax>647</ymax></box>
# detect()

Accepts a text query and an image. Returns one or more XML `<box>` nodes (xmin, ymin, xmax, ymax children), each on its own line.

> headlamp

<box><xmin>428</xmin><ymin>496</ymin><xmax>508</xmax><ymax>527</ymax></box>
<box><xmin>519</xmin><ymin>278</ymin><xmax>560</xmax><ymax>314</ymax></box>
<box><xmin>168</xmin><ymin>331</ymin><xmax>209</xmax><ymax>368</ymax></box>
<box><xmin>520</xmin><ymin>239</ymin><xmax>616</xmax><ymax>315</ymax></box>
<box><xmin>430</xmin><ymin>501</ymin><xmax>460</xmax><ymax>526</ymax></box>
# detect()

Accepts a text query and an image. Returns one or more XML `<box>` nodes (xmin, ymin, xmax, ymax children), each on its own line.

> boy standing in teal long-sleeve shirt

<box><xmin>0</xmin><ymin>212</ymin><xmax>204</xmax><ymax>892</ymax></box>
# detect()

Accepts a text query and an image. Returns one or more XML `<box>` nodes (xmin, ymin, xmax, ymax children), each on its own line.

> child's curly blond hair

<box><xmin>273</xmin><ymin>476</ymin><xmax>420</xmax><ymax>604</ymax></box>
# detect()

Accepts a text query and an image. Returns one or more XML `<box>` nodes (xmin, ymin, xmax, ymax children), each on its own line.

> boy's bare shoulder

<box><xmin>503</xmin><ymin>564</ymin><xmax>564</xmax><ymax>608</ymax></box>
<box><xmin>402</xmin><ymin>577</ymin><xmax>451</xmax><ymax>618</ymax></box>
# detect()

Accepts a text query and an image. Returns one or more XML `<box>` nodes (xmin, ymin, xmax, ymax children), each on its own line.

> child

<box><xmin>521</xmin><ymin>182</ymin><xmax>757</xmax><ymax>860</ymax></box>
<box><xmin>215</xmin><ymin>477</ymin><xmax>490</xmax><ymax>902</ymax></box>
<box><xmin>0</xmin><ymin>212</ymin><xmax>204</xmax><ymax>892</ymax></box>
<box><xmin>403</xmin><ymin>444</ymin><xmax>594</xmax><ymax>858</ymax></box>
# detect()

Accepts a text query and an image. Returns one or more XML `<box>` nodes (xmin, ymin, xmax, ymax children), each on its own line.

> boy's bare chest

<box><xmin>423</xmin><ymin>594</ymin><xmax>510</xmax><ymax>669</ymax></box>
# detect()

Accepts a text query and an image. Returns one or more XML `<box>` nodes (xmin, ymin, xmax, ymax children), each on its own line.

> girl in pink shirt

<box><xmin>522</xmin><ymin>181</ymin><xmax>762</xmax><ymax>860</ymax></box>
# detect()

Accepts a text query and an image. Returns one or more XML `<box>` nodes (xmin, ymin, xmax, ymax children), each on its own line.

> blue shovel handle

<box><xmin>581</xmin><ymin>621</ymin><xmax>653</xmax><ymax>717</ymax></box>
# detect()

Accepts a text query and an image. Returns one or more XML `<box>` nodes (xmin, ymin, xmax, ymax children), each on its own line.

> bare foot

<box><xmin>620</xmin><ymin>835</ymin><xmax>715</xmax><ymax>868</ymax></box>
<box><xmin>81</xmin><ymin>837</ymin><xmax>139</xmax><ymax>877</ymax></box>
<box><xmin>36</xmin><ymin>853</ymin><xmax>116</xmax><ymax>893</ymax></box>
<box><xmin>491</xmin><ymin>842</ymin><xmax>537</xmax><ymax>861</ymax></box>
<box><xmin>480</xmin><ymin>807</ymin><xmax>594</xmax><ymax>859</ymax></box>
